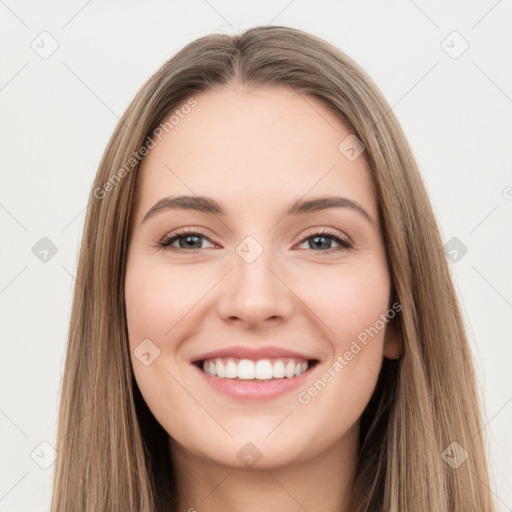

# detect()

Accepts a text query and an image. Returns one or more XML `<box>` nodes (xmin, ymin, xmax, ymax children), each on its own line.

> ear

<box><xmin>383</xmin><ymin>315</ymin><xmax>403</xmax><ymax>359</ymax></box>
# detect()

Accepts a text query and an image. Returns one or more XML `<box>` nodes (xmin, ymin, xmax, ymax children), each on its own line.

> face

<box><xmin>125</xmin><ymin>84</ymin><xmax>399</xmax><ymax>470</ymax></box>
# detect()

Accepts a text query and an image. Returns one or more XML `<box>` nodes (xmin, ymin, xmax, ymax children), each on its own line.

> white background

<box><xmin>1</xmin><ymin>1</ymin><xmax>511</xmax><ymax>510</ymax></box>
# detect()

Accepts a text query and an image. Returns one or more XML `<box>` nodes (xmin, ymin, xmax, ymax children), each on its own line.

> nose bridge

<box><xmin>217</xmin><ymin>233</ymin><xmax>292</xmax><ymax>324</ymax></box>
<box><xmin>235</xmin><ymin>234</ymin><xmax>267</xmax><ymax>267</ymax></box>
<box><xmin>233</xmin><ymin>233</ymin><xmax>279</xmax><ymax>295</ymax></box>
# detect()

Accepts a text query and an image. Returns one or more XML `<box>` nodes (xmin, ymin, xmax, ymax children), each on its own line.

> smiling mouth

<box><xmin>193</xmin><ymin>357</ymin><xmax>320</xmax><ymax>382</ymax></box>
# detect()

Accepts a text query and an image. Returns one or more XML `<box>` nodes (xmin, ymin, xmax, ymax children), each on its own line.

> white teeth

<box><xmin>225</xmin><ymin>359</ymin><xmax>238</xmax><ymax>378</ymax></box>
<box><xmin>272</xmin><ymin>360</ymin><xmax>285</xmax><ymax>378</ymax></box>
<box><xmin>216</xmin><ymin>360</ymin><xmax>226</xmax><ymax>378</ymax></box>
<box><xmin>255</xmin><ymin>360</ymin><xmax>273</xmax><ymax>379</ymax></box>
<box><xmin>200</xmin><ymin>357</ymin><xmax>313</xmax><ymax>380</ymax></box>
<box><xmin>238</xmin><ymin>359</ymin><xmax>254</xmax><ymax>379</ymax></box>
<box><xmin>285</xmin><ymin>360</ymin><xmax>296</xmax><ymax>378</ymax></box>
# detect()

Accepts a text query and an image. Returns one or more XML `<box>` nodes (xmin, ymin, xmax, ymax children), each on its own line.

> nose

<box><xmin>215</xmin><ymin>240</ymin><xmax>294</xmax><ymax>329</ymax></box>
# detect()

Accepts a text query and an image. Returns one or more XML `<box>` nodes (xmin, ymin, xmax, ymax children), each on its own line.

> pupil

<box><xmin>182</xmin><ymin>235</ymin><xmax>201</xmax><ymax>249</ymax></box>
<box><xmin>312</xmin><ymin>235</ymin><xmax>330</xmax><ymax>250</ymax></box>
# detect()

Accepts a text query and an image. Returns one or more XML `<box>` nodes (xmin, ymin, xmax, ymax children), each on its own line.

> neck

<box><xmin>168</xmin><ymin>424</ymin><xmax>359</xmax><ymax>512</ymax></box>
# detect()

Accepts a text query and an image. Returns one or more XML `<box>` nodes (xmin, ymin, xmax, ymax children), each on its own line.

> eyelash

<box><xmin>158</xmin><ymin>228</ymin><xmax>352</xmax><ymax>254</ymax></box>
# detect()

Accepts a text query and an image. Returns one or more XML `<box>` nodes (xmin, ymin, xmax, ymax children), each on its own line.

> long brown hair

<box><xmin>50</xmin><ymin>25</ymin><xmax>495</xmax><ymax>511</ymax></box>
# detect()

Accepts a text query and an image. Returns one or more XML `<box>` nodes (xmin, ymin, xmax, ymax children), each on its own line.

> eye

<box><xmin>158</xmin><ymin>228</ymin><xmax>352</xmax><ymax>254</ymax></box>
<box><xmin>296</xmin><ymin>229</ymin><xmax>352</xmax><ymax>253</ymax></box>
<box><xmin>159</xmin><ymin>228</ymin><xmax>215</xmax><ymax>253</ymax></box>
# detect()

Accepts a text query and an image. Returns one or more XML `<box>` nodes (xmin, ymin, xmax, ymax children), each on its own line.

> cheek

<box><xmin>125</xmin><ymin>260</ymin><xmax>202</xmax><ymax>345</ymax></box>
<box><xmin>296</xmin><ymin>262</ymin><xmax>390</xmax><ymax>397</ymax></box>
<box><xmin>124</xmin><ymin>259</ymin><xmax>198</xmax><ymax>434</ymax></box>
<box><xmin>289</xmin><ymin>265</ymin><xmax>390</xmax><ymax>440</ymax></box>
<box><xmin>297</xmin><ymin>261</ymin><xmax>390</xmax><ymax>347</ymax></box>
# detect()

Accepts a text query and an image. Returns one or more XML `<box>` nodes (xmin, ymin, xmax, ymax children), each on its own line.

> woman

<box><xmin>50</xmin><ymin>25</ymin><xmax>495</xmax><ymax>511</ymax></box>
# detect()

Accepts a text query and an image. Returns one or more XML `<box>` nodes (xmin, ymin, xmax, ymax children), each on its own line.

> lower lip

<box><xmin>192</xmin><ymin>362</ymin><xmax>319</xmax><ymax>401</ymax></box>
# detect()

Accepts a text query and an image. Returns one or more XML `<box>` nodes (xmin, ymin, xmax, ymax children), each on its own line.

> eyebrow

<box><xmin>142</xmin><ymin>195</ymin><xmax>375</xmax><ymax>225</ymax></box>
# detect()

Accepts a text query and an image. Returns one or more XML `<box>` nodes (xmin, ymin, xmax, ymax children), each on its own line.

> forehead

<box><xmin>135</xmin><ymin>85</ymin><xmax>376</xmax><ymax>221</ymax></box>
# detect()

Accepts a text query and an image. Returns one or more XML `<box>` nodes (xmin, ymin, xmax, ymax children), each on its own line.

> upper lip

<box><xmin>191</xmin><ymin>346</ymin><xmax>319</xmax><ymax>364</ymax></box>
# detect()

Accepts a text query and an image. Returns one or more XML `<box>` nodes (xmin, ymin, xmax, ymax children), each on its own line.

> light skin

<box><xmin>125</xmin><ymin>84</ymin><xmax>402</xmax><ymax>511</ymax></box>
